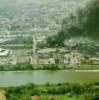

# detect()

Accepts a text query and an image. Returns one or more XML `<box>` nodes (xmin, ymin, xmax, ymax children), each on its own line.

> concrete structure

<box><xmin>70</xmin><ymin>52</ymin><xmax>83</xmax><ymax>65</ymax></box>
<box><xmin>36</xmin><ymin>48</ymin><xmax>68</xmax><ymax>65</ymax></box>
<box><xmin>90</xmin><ymin>58</ymin><xmax>99</xmax><ymax>64</ymax></box>
<box><xmin>36</xmin><ymin>48</ymin><xmax>84</xmax><ymax>65</ymax></box>
<box><xmin>48</xmin><ymin>58</ymin><xmax>55</xmax><ymax>64</ymax></box>
<box><xmin>0</xmin><ymin>57</ymin><xmax>16</xmax><ymax>65</ymax></box>
<box><xmin>0</xmin><ymin>48</ymin><xmax>16</xmax><ymax>65</ymax></box>
<box><xmin>32</xmin><ymin>36</ymin><xmax>37</xmax><ymax>65</ymax></box>
<box><xmin>0</xmin><ymin>48</ymin><xmax>9</xmax><ymax>57</ymax></box>
<box><xmin>64</xmin><ymin>52</ymin><xmax>83</xmax><ymax>66</ymax></box>
<box><xmin>0</xmin><ymin>48</ymin><xmax>31</xmax><ymax>65</ymax></box>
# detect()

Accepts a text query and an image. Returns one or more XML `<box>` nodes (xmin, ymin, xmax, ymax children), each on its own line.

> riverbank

<box><xmin>1</xmin><ymin>82</ymin><xmax>99</xmax><ymax>100</ymax></box>
<box><xmin>0</xmin><ymin>63</ymin><xmax>99</xmax><ymax>71</ymax></box>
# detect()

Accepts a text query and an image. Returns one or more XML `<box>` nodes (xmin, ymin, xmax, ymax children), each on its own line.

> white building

<box><xmin>64</xmin><ymin>52</ymin><xmax>83</xmax><ymax>66</ymax></box>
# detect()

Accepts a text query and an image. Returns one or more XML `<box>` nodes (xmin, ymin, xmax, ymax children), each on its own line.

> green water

<box><xmin>0</xmin><ymin>70</ymin><xmax>99</xmax><ymax>87</ymax></box>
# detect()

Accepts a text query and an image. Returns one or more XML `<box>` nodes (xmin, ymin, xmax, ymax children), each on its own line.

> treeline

<box><xmin>0</xmin><ymin>63</ymin><xmax>33</xmax><ymax>71</ymax></box>
<box><xmin>1</xmin><ymin>82</ymin><xmax>99</xmax><ymax>100</ymax></box>
<box><xmin>0</xmin><ymin>63</ymin><xmax>61</xmax><ymax>71</ymax></box>
<box><xmin>0</xmin><ymin>63</ymin><xmax>99</xmax><ymax>71</ymax></box>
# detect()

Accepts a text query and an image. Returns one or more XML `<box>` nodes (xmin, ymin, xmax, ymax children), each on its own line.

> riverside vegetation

<box><xmin>0</xmin><ymin>63</ymin><xmax>99</xmax><ymax>71</ymax></box>
<box><xmin>0</xmin><ymin>82</ymin><xmax>99</xmax><ymax>100</ymax></box>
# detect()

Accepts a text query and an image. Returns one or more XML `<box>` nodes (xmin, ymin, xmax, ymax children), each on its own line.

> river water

<box><xmin>0</xmin><ymin>70</ymin><xmax>99</xmax><ymax>87</ymax></box>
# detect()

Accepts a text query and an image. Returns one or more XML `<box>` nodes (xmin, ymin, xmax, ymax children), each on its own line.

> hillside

<box><xmin>0</xmin><ymin>0</ymin><xmax>86</xmax><ymax>35</ymax></box>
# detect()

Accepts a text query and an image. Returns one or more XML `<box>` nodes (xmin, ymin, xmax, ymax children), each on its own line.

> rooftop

<box><xmin>37</xmin><ymin>48</ymin><xmax>68</xmax><ymax>54</ymax></box>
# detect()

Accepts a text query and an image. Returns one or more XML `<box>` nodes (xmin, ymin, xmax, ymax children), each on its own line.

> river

<box><xmin>0</xmin><ymin>70</ymin><xmax>99</xmax><ymax>87</ymax></box>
